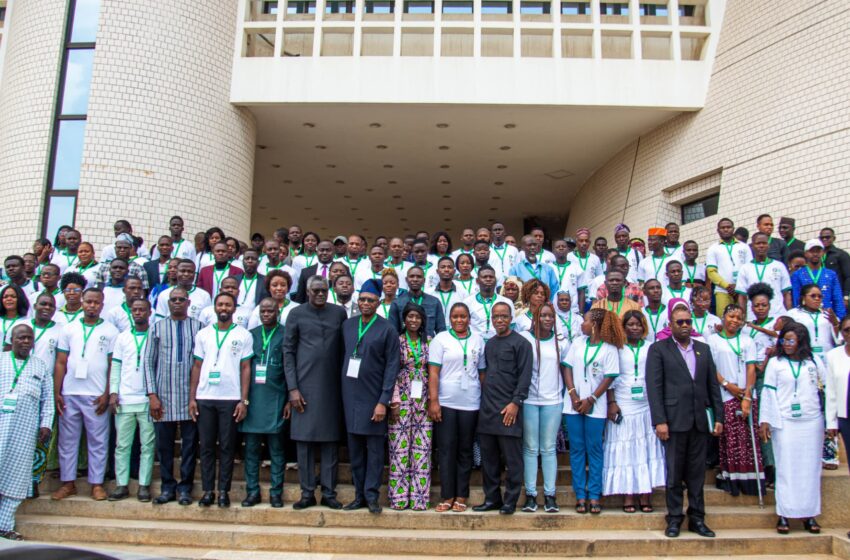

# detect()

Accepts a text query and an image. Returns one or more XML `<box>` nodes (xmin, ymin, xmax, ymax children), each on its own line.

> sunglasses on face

<box><xmin>819</xmin><ymin>235</ymin><xmax>833</xmax><ymax>240</ymax></box>
<box><xmin>675</xmin><ymin>318</ymin><xmax>693</xmax><ymax>327</ymax></box>
<box><xmin>807</xmin><ymin>293</ymin><xmax>823</xmax><ymax>299</ymax></box>
<box><xmin>169</xmin><ymin>297</ymin><xmax>188</xmax><ymax>303</ymax></box>
<box><xmin>64</xmin><ymin>288</ymin><xmax>82</xmax><ymax>294</ymax></box>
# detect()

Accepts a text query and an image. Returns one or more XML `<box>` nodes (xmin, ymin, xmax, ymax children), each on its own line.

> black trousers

<box><xmin>347</xmin><ymin>433</ymin><xmax>386</xmax><ymax>503</ymax></box>
<box><xmin>296</xmin><ymin>441</ymin><xmax>339</xmax><ymax>499</ymax></box>
<box><xmin>433</xmin><ymin>407</ymin><xmax>478</xmax><ymax>500</ymax></box>
<box><xmin>664</xmin><ymin>427</ymin><xmax>709</xmax><ymax>523</ymax></box>
<box><xmin>197</xmin><ymin>400</ymin><xmax>239</xmax><ymax>492</ymax></box>
<box><xmin>478</xmin><ymin>433</ymin><xmax>523</xmax><ymax>508</ymax></box>
<box><xmin>155</xmin><ymin>420</ymin><xmax>198</xmax><ymax>496</ymax></box>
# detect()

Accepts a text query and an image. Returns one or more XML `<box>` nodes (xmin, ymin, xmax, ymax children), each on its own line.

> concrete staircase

<box><xmin>16</xmin><ymin>460</ymin><xmax>850</xmax><ymax>558</ymax></box>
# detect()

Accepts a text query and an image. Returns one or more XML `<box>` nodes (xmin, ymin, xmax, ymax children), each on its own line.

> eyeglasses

<box><xmin>674</xmin><ymin>318</ymin><xmax>693</xmax><ymax>327</ymax></box>
<box><xmin>807</xmin><ymin>293</ymin><xmax>823</xmax><ymax>299</ymax></box>
<box><xmin>169</xmin><ymin>297</ymin><xmax>188</xmax><ymax>303</ymax></box>
<box><xmin>780</xmin><ymin>338</ymin><xmax>796</xmax><ymax>345</ymax></box>
<box><xmin>63</xmin><ymin>288</ymin><xmax>82</xmax><ymax>294</ymax></box>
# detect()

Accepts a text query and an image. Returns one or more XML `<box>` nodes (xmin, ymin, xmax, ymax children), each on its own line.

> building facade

<box><xmin>0</xmin><ymin>0</ymin><xmax>844</xmax><ymax>256</ymax></box>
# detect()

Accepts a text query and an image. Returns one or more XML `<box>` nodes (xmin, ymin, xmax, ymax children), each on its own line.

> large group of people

<box><xmin>0</xmin><ymin>212</ymin><xmax>849</xmax><ymax>542</ymax></box>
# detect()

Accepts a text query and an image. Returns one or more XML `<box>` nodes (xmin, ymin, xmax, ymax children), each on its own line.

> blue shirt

<box><xmin>509</xmin><ymin>259</ymin><xmax>560</xmax><ymax>301</ymax></box>
<box><xmin>791</xmin><ymin>266</ymin><xmax>846</xmax><ymax>319</ymax></box>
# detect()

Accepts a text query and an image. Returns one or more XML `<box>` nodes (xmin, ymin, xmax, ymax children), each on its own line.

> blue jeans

<box><xmin>523</xmin><ymin>403</ymin><xmax>562</xmax><ymax>497</ymax></box>
<box><xmin>564</xmin><ymin>414</ymin><xmax>605</xmax><ymax>500</ymax></box>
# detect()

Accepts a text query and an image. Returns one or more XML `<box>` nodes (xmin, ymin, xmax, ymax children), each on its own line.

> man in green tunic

<box><xmin>240</xmin><ymin>298</ymin><xmax>290</xmax><ymax>508</ymax></box>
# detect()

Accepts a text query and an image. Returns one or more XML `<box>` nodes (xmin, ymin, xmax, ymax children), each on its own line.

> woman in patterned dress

<box><xmin>388</xmin><ymin>303</ymin><xmax>432</xmax><ymax>510</ymax></box>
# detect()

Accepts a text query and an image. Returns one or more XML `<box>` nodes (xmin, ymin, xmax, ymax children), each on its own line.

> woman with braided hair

<box><xmin>563</xmin><ymin>308</ymin><xmax>625</xmax><ymax>514</ymax></box>
<box><xmin>513</xmin><ymin>279</ymin><xmax>550</xmax><ymax>334</ymax></box>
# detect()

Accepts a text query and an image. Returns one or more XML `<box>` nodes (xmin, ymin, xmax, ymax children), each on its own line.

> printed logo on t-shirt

<box><xmin>97</xmin><ymin>335</ymin><xmax>108</xmax><ymax>353</ymax></box>
<box><xmin>590</xmin><ymin>361</ymin><xmax>601</xmax><ymax>377</ymax></box>
<box><xmin>771</xmin><ymin>268</ymin><xmax>782</xmax><ymax>281</ymax></box>
<box><xmin>230</xmin><ymin>339</ymin><xmax>242</xmax><ymax>357</ymax></box>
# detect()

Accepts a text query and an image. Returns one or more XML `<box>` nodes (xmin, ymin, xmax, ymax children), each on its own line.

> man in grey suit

<box><xmin>646</xmin><ymin>304</ymin><xmax>724</xmax><ymax>539</ymax></box>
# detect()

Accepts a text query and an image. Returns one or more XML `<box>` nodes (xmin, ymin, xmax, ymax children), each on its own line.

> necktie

<box><xmin>321</xmin><ymin>264</ymin><xmax>327</xmax><ymax>278</ymax></box>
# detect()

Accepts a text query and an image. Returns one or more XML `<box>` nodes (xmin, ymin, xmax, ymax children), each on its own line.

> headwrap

<box><xmin>115</xmin><ymin>233</ymin><xmax>134</xmax><ymax>245</ymax></box>
<box><xmin>648</xmin><ymin>227</ymin><xmax>667</xmax><ymax>237</ymax></box>
<box><xmin>655</xmin><ymin>298</ymin><xmax>702</xmax><ymax>341</ymax></box>
<box><xmin>360</xmin><ymin>279</ymin><xmax>382</xmax><ymax>296</ymax></box>
<box><xmin>614</xmin><ymin>223</ymin><xmax>630</xmax><ymax>235</ymax></box>
<box><xmin>576</xmin><ymin>228</ymin><xmax>591</xmax><ymax>237</ymax></box>
<box><xmin>779</xmin><ymin>217</ymin><xmax>795</xmax><ymax>227</ymax></box>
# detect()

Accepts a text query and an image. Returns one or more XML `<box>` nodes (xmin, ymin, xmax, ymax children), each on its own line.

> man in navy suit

<box><xmin>646</xmin><ymin>304</ymin><xmax>724</xmax><ymax>538</ymax></box>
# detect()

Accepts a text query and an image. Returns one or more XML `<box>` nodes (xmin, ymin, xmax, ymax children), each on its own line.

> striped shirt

<box><xmin>143</xmin><ymin>316</ymin><xmax>202</xmax><ymax>422</ymax></box>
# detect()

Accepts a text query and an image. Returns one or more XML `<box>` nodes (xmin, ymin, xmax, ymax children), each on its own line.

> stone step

<box><xmin>19</xmin><ymin>495</ymin><xmax>783</xmax><ymax>531</ymax></box>
<box><xmin>39</xmin><ymin>476</ymin><xmax>774</xmax><ymax>508</ymax></box>
<box><xmin>14</xmin><ymin>515</ymin><xmax>838</xmax><ymax>557</ymax></box>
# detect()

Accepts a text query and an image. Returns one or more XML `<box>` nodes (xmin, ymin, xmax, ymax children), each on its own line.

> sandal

<box><xmin>575</xmin><ymin>501</ymin><xmax>587</xmax><ymax>514</ymax></box>
<box><xmin>622</xmin><ymin>504</ymin><xmax>636</xmax><ymax>514</ymax></box>
<box><xmin>776</xmin><ymin>516</ymin><xmax>790</xmax><ymax>534</ymax></box>
<box><xmin>803</xmin><ymin>518</ymin><xmax>821</xmax><ymax>534</ymax></box>
<box><xmin>435</xmin><ymin>500</ymin><xmax>454</xmax><ymax>513</ymax></box>
<box><xmin>452</xmin><ymin>501</ymin><xmax>468</xmax><ymax>513</ymax></box>
<box><xmin>589</xmin><ymin>502</ymin><xmax>602</xmax><ymax>515</ymax></box>
<box><xmin>639</xmin><ymin>502</ymin><xmax>653</xmax><ymax>513</ymax></box>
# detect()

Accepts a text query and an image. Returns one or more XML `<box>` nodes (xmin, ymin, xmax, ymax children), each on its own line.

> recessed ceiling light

<box><xmin>364</xmin><ymin>228</ymin><xmax>370</xmax><ymax>231</ymax></box>
<box><xmin>294</xmin><ymin>194</ymin><xmax>303</xmax><ymax>199</ymax></box>
<box><xmin>400</xmin><ymin>218</ymin><xmax>408</xmax><ymax>222</ymax></box>
<box><xmin>494</xmin><ymin>181</ymin><xmax>503</xmax><ymax>185</ymax></box>
<box><xmin>343</xmin><ymin>195</ymin><xmax>352</xmax><ymax>199</ymax></box>
<box><xmin>304</xmin><ymin>207</ymin><xmax>313</xmax><ymax>211</ymax></box>
<box><xmin>499</xmin><ymin>146</ymin><xmax>511</xmax><ymax>150</ymax></box>
<box><xmin>352</xmin><ymin>208</ymin><xmax>359</xmax><ymax>211</ymax></box>
<box><xmin>326</xmin><ymin>164</ymin><xmax>336</xmax><ymax>168</ymax></box>
<box><xmin>366</xmin><ymin>188</ymin><xmax>374</xmax><ymax>192</ymax></box>
<box><xmin>283</xmin><ymin>179</ymin><xmax>293</xmax><ymax>183</ymax></box>
<box><xmin>504</xmin><ymin>124</ymin><xmax>516</xmax><ymax>129</ymax></box>
<box><xmin>357</xmin><ymin>218</ymin><xmax>364</xmax><ymax>221</ymax></box>
<box><xmin>492</xmin><ymin>196</ymin><xmax>501</xmax><ymax>200</ymax></box>
<box><xmin>444</xmin><ymin>218</ymin><xmax>452</xmax><ymax>221</ymax></box>
<box><xmin>271</xmin><ymin>164</ymin><xmax>280</xmax><ymax>168</ymax></box>
<box><xmin>376</xmin><ymin>145</ymin><xmax>388</xmax><ymax>150</ymax></box>
<box><xmin>441</xmin><ymin>181</ymin><xmax>451</xmax><ymax>185</ymax></box>
<box><xmin>440</xmin><ymin>164</ymin><xmax>450</xmax><ymax>169</ymax></box>
<box><xmin>489</xmin><ymin>207</ymin><xmax>498</xmax><ymax>211</ymax></box>
<box><xmin>442</xmin><ymin>195</ymin><xmax>451</xmax><ymax>198</ymax></box>
<box><xmin>336</xmin><ymin>180</ymin><xmax>345</xmax><ymax>184</ymax></box>
<box><xmin>438</xmin><ymin>146</ymin><xmax>450</xmax><ymax>150</ymax></box>
<box><xmin>392</xmin><ymin>195</ymin><xmax>402</xmax><ymax>199</ymax></box>
<box><xmin>270</xmin><ymin>216</ymin><xmax>278</xmax><ymax>220</ymax></box>
<box><xmin>396</xmin><ymin>207</ymin><xmax>405</xmax><ymax>210</ymax></box>
<box><xmin>258</xmin><ymin>206</ymin><xmax>267</xmax><ymax>210</ymax></box>
<box><xmin>443</xmin><ymin>207</ymin><xmax>451</xmax><ymax>211</ymax></box>
<box><xmin>257</xmin><ymin>145</ymin><xmax>267</xmax><ymax>150</ymax></box>
<box><xmin>388</xmin><ymin>181</ymin><xmax>397</xmax><ymax>184</ymax></box>
<box><xmin>303</xmin><ymin>123</ymin><xmax>315</xmax><ymax>128</ymax></box>
<box><xmin>545</xmin><ymin>169</ymin><xmax>574</xmax><ymax>180</ymax></box>
<box><xmin>383</xmin><ymin>164</ymin><xmax>394</xmax><ymax>168</ymax></box>
<box><xmin>315</xmin><ymin>145</ymin><xmax>327</xmax><ymax>150</ymax></box>
<box><xmin>497</xmin><ymin>165</ymin><xmax>508</xmax><ymax>169</ymax></box>
<box><xmin>436</xmin><ymin>123</ymin><xmax>449</xmax><ymax>128</ymax></box>
<box><xmin>369</xmin><ymin>123</ymin><xmax>382</xmax><ymax>128</ymax></box>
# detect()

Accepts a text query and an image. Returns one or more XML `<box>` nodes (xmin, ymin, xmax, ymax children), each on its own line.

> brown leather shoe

<box><xmin>51</xmin><ymin>483</ymin><xmax>77</xmax><ymax>501</ymax></box>
<box><xmin>91</xmin><ymin>484</ymin><xmax>108</xmax><ymax>501</ymax></box>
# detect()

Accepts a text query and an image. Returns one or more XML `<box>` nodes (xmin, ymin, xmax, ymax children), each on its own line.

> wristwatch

<box><xmin>722</xmin><ymin>380</ymin><xmax>729</xmax><ymax>388</ymax></box>
<box><xmin>242</xmin><ymin>399</ymin><xmax>250</xmax><ymax>406</ymax></box>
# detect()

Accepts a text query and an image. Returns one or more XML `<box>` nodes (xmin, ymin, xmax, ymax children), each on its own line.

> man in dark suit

<box><xmin>233</xmin><ymin>249</ymin><xmax>267</xmax><ymax>308</ymax></box>
<box><xmin>646</xmin><ymin>305</ymin><xmax>724</xmax><ymax>539</ymax></box>
<box><xmin>144</xmin><ymin>235</ymin><xmax>174</xmax><ymax>294</ymax></box>
<box><xmin>294</xmin><ymin>241</ymin><xmax>336</xmax><ymax>304</ymax></box>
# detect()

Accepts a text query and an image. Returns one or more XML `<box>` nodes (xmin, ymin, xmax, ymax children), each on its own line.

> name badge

<box><xmin>630</xmin><ymin>386</ymin><xmax>644</xmax><ymax>400</ymax></box>
<box><xmin>209</xmin><ymin>371</ymin><xmax>222</xmax><ymax>385</ymax></box>
<box><xmin>75</xmin><ymin>359</ymin><xmax>89</xmax><ymax>380</ymax></box>
<box><xmin>255</xmin><ymin>364</ymin><xmax>267</xmax><ymax>385</ymax></box>
<box><xmin>732</xmin><ymin>271</ymin><xmax>739</xmax><ymax>281</ymax></box>
<box><xmin>411</xmin><ymin>379</ymin><xmax>423</xmax><ymax>400</ymax></box>
<box><xmin>791</xmin><ymin>401</ymin><xmax>802</xmax><ymax>418</ymax></box>
<box><xmin>2</xmin><ymin>393</ymin><xmax>18</xmax><ymax>413</ymax></box>
<box><xmin>812</xmin><ymin>346</ymin><xmax>823</xmax><ymax>353</ymax></box>
<box><xmin>347</xmin><ymin>358</ymin><xmax>361</xmax><ymax>379</ymax></box>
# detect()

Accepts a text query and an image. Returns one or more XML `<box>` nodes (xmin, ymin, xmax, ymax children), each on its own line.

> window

<box><xmin>443</xmin><ymin>1</ymin><xmax>473</xmax><ymax>14</ymax></box>
<box><xmin>482</xmin><ymin>1</ymin><xmax>512</xmax><ymax>14</ymax></box>
<box><xmin>0</xmin><ymin>7</ymin><xmax>6</xmax><ymax>22</ymax></box>
<box><xmin>600</xmin><ymin>2</ymin><xmax>628</xmax><ymax>15</ymax></box>
<box><xmin>679</xmin><ymin>4</ymin><xmax>695</xmax><ymax>16</ymax></box>
<box><xmin>404</xmin><ymin>1</ymin><xmax>434</xmax><ymax>14</ymax></box>
<box><xmin>287</xmin><ymin>1</ymin><xmax>316</xmax><ymax>14</ymax></box>
<box><xmin>521</xmin><ymin>2</ymin><xmax>550</xmax><ymax>15</ymax></box>
<box><xmin>681</xmin><ymin>194</ymin><xmax>719</xmax><ymax>224</ymax></box>
<box><xmin>639</xmin><ymin>3</ymin><xmax>668</xmax><ymax>16</ymax></box>
<box><xmin>561</xmin><ymin>2</ymin><xmax>589</xmax><ymax>15</ymax></box>
<box><xmin>41</xmin><ymin>0</ymin><xmax>100</xmax><ymax>240</ymax></box>
<box><xmin>262</xmin><ymin>1</ymin><xmax>279</xmax><ymax>14</ymax></box>
<box><xmin>325</xmin><ymin>1</ymin><xmax>355</xmax><ymax>13</ymax></box>
<box><xmin>365</xmin><ymin>1</ymin><xmax>394</xmax><ymax>13</ymax></box>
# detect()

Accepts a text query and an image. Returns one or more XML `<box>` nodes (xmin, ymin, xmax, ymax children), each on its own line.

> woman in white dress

<box><xmin>759</xmin><ymin>321</ymin><xmax>824</xmax><ymax>534</ymax></box>
<box><xmin>603</xmin><ymin>310</ymin><xmax>665</xmax><ymax>512</ymax></box>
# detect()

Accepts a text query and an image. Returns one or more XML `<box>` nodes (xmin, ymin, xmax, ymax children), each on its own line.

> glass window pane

<box><xmin>43</xmin><ymin>196</ymin><xmax>77</xmax><ymax>241</ymax></box>
<box><xmin>61</xmin><ymin>49</ymin><xmax>94</xmax><ymax>115</ymax></box>
<box><xmin>51</xmin><ymin>120</ymin><xmax>87</xmax><ymax>190</ymax></box>
<box><xmin>70</xmin><ymin>0</ymin><xmax>101</xmax><ymax>43</ymax></box>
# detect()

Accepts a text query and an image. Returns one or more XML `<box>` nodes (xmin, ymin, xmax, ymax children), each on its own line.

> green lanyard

<box><xmin>410</xmin><ymin>294</ymin><xmax>424</xmax><ymax>306</ymax></box>
<box><xmin>555</xmin><ymin>262</ymin><xmax>570</xmax><ymax>285</ymax></box>
<box><xmin>436</xmin><ymin>290</ymin><xmax>453</xmax><ymax>315</ymax></box>
<box><xmin>65</xmin><ymin>252</ymin><xmax>78</xmax><ymax>269</ymax></box>
<box><xmin>458</xmin><ymin>278</ymin><xmax>473</xmax><ymax>295</ymax></box>
<box><xmin>667</xmin><ymin>285</ymin><xmax>686</xmax><ymax>300</ymax></box>
<box><xmin>806</xmin><ymin>266</ymin><xmax>823</xmax><ymax>286</ymax></box>
<box><xmin>303</xmin><ymin>254</ymin><xmax>316</xmax><ymax>268</ymax></box>
<box><xmin>722</xmin><ymin>241</ymin><xmax>737</xmax><ymax>264</ymax></box>
<box><xmin>692</xmin><ymin>313</ymin><xmax>707</xmax><ymax>336</ymax></box>
<box><xmin>9</xmin><ymin>356</ymin><xmax>29</xmax><ymax>393</ymax></box>
<box><xmin>786</xmin><ymin>237</ymin><xmax>797</xmax><ymax>247</ymax></box>
<box><xmin>60</xmin><ymin>307</ymin><xmax>82</xmax><ymax>324</ymax></box>
<box><xmin>626</xmin><ymin>340</ymin><xmax>644</xmax><ymax>379</ymax></box>
<box><xmin>213</xmin><ymin>324</ymin><xmax>236</xmax><ymax>366</ymax></box>
<box><xmin>381</xmin><ymin>301</ymin><xmax>391</xmax><ymax>318</ymax></box>
<box><xmin>160</xmin><ymin>261</ymin><xmax>169</xmax><ymax>283</ymax></box>
<box><xmin>722</xmin><ymin>332</ymin><xmax>742</xmax><ymax>359</ymax></box>
<box><xmin>345</xmin><ymin>256</ymin><xmax>362</xmax><ymax>276</ymax></box>
<box><xmin>1</xmin><ymin>317</ymin><xmax>18</xmax><ymax>341</ymax></box>
<box><xmin>173</xmin><ymin>239</ymin><xmax>184</xmax><ymax>256</ymax></box>
<box><xmin>789</xmin><ymin>359</ymin><xmax>802</xmax><ymax>395</ymax></box>
<box><xmin>449</xmin><ymin>329</ymin><xmax>470</xmax><ymax>367</ymax></box>
<box><xmin>684</xmin><ymin>262</ymin><xmax>697</xmax><ymax>284</ymax></box>
<box><xmin>559</xmin><ymin>313</ymin><xmax>573</xmax><ymax>341</ymax></box>
<box><xmin>645</xmin><ymin>305</ymin><xmax>666</xmax><ymax>337</ymax></box>
<box><xmin>405</xmin><ymin>331</ymin><xmax>422</xmax><ymax>369</ymax></box>
<box><xmin>806</xmin><ymin>309</ymin><xmax>820</xmax><ymax>342</ymax></box>
<box><xmin>213</xmin><ymin>267</ymin><xmax>228</xmax><ymax>291</ymax></box>
<box><xmin>240</xmin><ymin>275</ymin><xmax>257</xmax><ymax>306</ymax></box>
<box><xmin>131</xmin><ymin>329</ymin><xmax>149</xmax><ymax>369</ymax></box>
<box><xmin>664</xmin><ymin>245</ymin><xmax>679</xmax><ymax>256</ymax></box>
<box><xmin>260</xmin><ymin>325</ymin><xmax>278</xmax><ymax>364</ymax></box>
<box><xmin>575</xmin><ymin>252</ymin><xmax>589</xmax><ymax>272</ymax></box>
<box><xmin>582</xmin><ymin>341</ymin><xmax>603</xmax><ymax>381</ymax></box>
<box><xmin>354</xmin><ymin>315</ymin><xmax>378</xmax><ymax>357</ymax></box>
<box><xmin>476</xmin><ymin>294</ymin><xmax>495</xmax><ymax>330</ymax></box>
<box><xmin>492</xmin><ymin>244</ymin><xmax>507</xmax><ymax>267</ymax></box>
<box><xmin>651</xmin><ymin>254</ymin><xmax>668</xmax><ymax>278</ymax></box>
<box><xmin>749</xmin><ymin>317</ymin><xmax>772</xmax><ymax>338</ymax></box>
<box><xmin>79</xmin><ymin>318</ymin><xmax>102</xmax><ymax>359</ymax></box>
<box><xmin>753</xmin><ymin>259</ymin><xmax>771</xmax><ymax>283</ymax></box>
<box><xmin>606</xmin><ymin>297</ymin><xmax>624</xmax><ymax>316</ymax></box>
<box><xmin>31</xmin><ymin>319</ymin><xmax>53</xmax><ymax>346</ymax></box>
<box><xmin>76</xmin><ymin>260</ymin><xmax>97</xmax><ymax>273</ymax></box>
<box><xmin>524</xmin><ymin>262</ymin><xmax>540</xmax><ymax>280</ymax></box>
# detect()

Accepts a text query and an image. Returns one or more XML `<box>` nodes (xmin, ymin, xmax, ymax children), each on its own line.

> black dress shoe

<box><xmin>108</xmin><ymin>486</ymin><xmax>130</xmax><ymax>501</ymax></box>
<box><xmin>270</xmin><ymin>494</ymin><xmax>284</xmax><ymax>508</ymax></box>
<box><xmin>472</xmin><ymin>501</ymin><xmax>503</xmax><ymax>512</ymax></box>
<box><xmin>178</xmin><ymin>492</ymin><xmax>192</xmax><ymax>506</ymax></box>
<box><xmin>665</xmin><ymin>520</ymin><xmax>681</xmax><ymax>538</ymax></box>
<box><xmin>293</xmin><ymin>496</ymin><xmax>317</xmax><ymax>510</ymax></box>
<box><xmin>776</xmin><ymin>516</ymin><xmax>790</xmax><ymax>534</ymax></box>
<box><xmin>154</xmin><ymin>493</ymin><xmax>176</xmax><ymax>505</ymax></box>
<box><xmin>137</xmin><ymin>486</ymin><xmax>151</xmax><ymax>502</ymax></box>
<box><xmin>241</xmin><ymin>493</ymin><xmax>261</xmax><ymax>507</ymax></box>
<box><xmin>499</xmin><ymin>504</ymin><xmax>516</xmax><ymax>515</ymax></box>
<box><xmin>803</xmin><ymin>518</ymin><xmax>821</xmax><ymax>534</ymax></box>
<box><xmin>198</xmin><ymin>492</ymin><xmax>215</xmax><ymax>507</ymax></box>
<box><xmin>343</xmin><ymin>499</ymin><xmax>367</xmax><ymax>511</ymax></box>
<box><xmin>367</xmin><ymin>501</ymin><xmax>382</xmax><ymax>514</ymax></box>
<box><xmin>218</xmin><ymin>492</ymin><xmax>231</xmax><ymax>508</ymax></box>
<box><xmin>321</xmin><ymin>496</ymin><xmax>343</xmax><ymax>510</ymax></box>
<box><xmin>687</xmin><ymin>519</ymin><xmax>715</xmax><ymax>538</ymax></box>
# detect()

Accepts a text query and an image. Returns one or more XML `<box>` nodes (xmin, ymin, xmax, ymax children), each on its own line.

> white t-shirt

<box><xmin>58</xmin><ymin>319</ymin><xmax>119</xmax><ymax>396</ymax></box>
<box><xmin>552</xmin><ymin>262</ymin><xmax>582</xmax><ymax>311</ymax></box>
<box><xmin>450</xmin><ymin>248</ymin><xmax>475</xmax><ymax>262</ymax></box>
<box><xmin>464</xmin><ymin>293</ymin><xmax>515</xmax><ymax>342</ymax></box>
<box><xmin>246</xmin><ymin>300</ymin><xmax>299</xmax><ymax>330</ymax></box>
<box><xmin>660</xmin><ymin>285</ymin><xmax>692</xmax><ymax>307</ymax></box>
<box><xmin>488</xmin><ymin>244</ymin><xmax>519</xmax><ymax>277</ymax></box>
<box><xmin>428</xmin><ymin>330</ymin><xmax>486</xmax><ymax>411</ymax></box>
<box><xmin>663</xmin><ymin>244</ymin><xmax>685</xmax><ymax>263</ymax></box>
<box><xmin>708</xmin><ymin>332</ymin><xmax>759</xmax><ymax>401</ymax></box>
<box><xmin>681</xmin><ymin>261</ymin><xmax>707</xmax><ymax>285</ymax></box>
<box><xmin>735</xmin><ymin>259</ymin><xmax>791</xmax><ymax>320</ymax></box>
<box><xmin>762</xmin><ymin>357</ymin><xmax>824</xmax><ymax>424</ymax></box>
<box><xmin>102</xmin><ymin>286</ymin><xmax>124</xmax><ymax>316</ymax></box>
<box><xmin>567</xmin><ymin>252</ymin><xmax>602</xmax><ymax>290</ymax></box>
<box><xmin>705</xmin><ymin>241</ymin><xmax>751</xmax><ymax>294</ymax></box>
<box><xmin>53</xmin><ymin>307</ymin><xmax>84</xmax><ymax>327</ymax></box>
<box><xmin>105</xmin><ymin>303</ymin><xmax>133</xmax><ymax>333</ymax></box>
<box><xmin>562</xmin><ymin>336</ymin><xmax>619</xmax><ymax>419</ymax></box>
<box><xmin>744</xmin><ymin>320</ymin><xmax>777</xmax><ymax>362</ymax></box>
<box><xmin>642</xmin><ymin>306</ymin><xmax>669</xmax><ymax>342</ymax></box>
<box><xmin>28</xmin><ymin>289</ymin><xmax>66</xmax><ymax>313</ymax></box>
<box><xmin>291</xmin><ymin>253</ymin><xmax>319</xmax><ymax>275</ymax></box>
<box><xmin>50</xmin><ymin>250</ymin><xmax>80</xmax><ymax>275</ymax></box>
<box><xmin>426</xmin><ymin>287</ymin><xmax>467</xmax><ymax>332</ymax></box>
<box><xmin>195</xmin><ymin>251</ymin><xmax>215</xmax><ymax>274</ymax></box>
<box><xmin>353</xmin><ymin>265</ymin><xmax>385</xmax><ymax>292</ymax></box>
<box><xmin>193</xmin><ymin>324</ymin><xmax>254</xmax><ymax>400</ymax></box>
<box><xmin>111</xmin><ymin>330</ymin><xmax>151</xmax><ymax>405</ymax></box>
<box><xmin>513</xmin><ymin>310</ymin><xmax>534</xmax><ymax>334</ymax></box>
<box><xmin>692</xmin><ymin>312</ymin><xmax>722</xmax><ymax>339</ymax></box>
<box><xmin>31</xmin><ymin>320</ymin><xmax>62</xmax><ymax>372</ymax></box>
<box><xmin>199</xmin><ymin>304</ymin><xmax>253</xmax><ymax>329</ymax></box>
<box><xmin>556</xmin><ymin>310</ymin><xmax>583</xmax><ymax>344</ymax></box>
<box><xmin>521</xmin><ymin>331</ymin><xmax>568</xmax><ymax>406</ymax></box>
<box><xmin>152</xmin><ymin>238</ymin><xmax>196</xmax><ymax>262</ymax></box>
<box><xmin>155</xmin><ymin>286</ymin><xmax>211</xmax><ymax>321</ymax></box>
<box><xmin>614</xmin><ymin>341</ymin><xmax>651</xmax><ymax>413</ymax></box>
<box><xmin>617</xmin><ymin>247</ymin><xmax>641</xmax><ymax>284</ymax></box>
<box><xmin>637</xmin><ymin>254</ymin><xmax>680</xmax><ymax>287</ymax></box>
<box><xmin>66</xmin><ymin>262</ymin><xmax>101</xmax><ymax>288</ymax></box>
<box><xmin>787</xmin><ymin>308</ymin><xmax>838</xmax><ymax>364</ymax></box>
<box><xmin>0</xmin><ymin>317</ymin><xmax>30</xmax><ymax>345</ymax></box>
<box><xmin>452</xmin><ymin>279</ymin><xmax>477</xmax><ymax>299</ymax></box>
<box><xmin>236</xmin><ymin>274</ymin><xmax>261</xmax><ymax>310</ymax></box>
